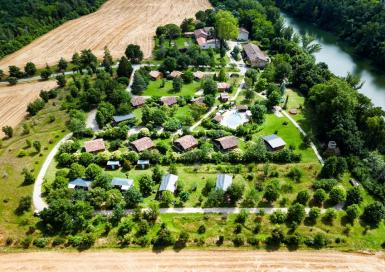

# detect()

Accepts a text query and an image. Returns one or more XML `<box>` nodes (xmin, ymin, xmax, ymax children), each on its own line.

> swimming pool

<box><xmin>220</xmin><ymin>109</ymin><xmax>250</xmax><ymax>129</ymax></box>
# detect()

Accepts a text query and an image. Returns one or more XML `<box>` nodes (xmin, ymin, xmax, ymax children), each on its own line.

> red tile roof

<box><xmin>85</xmin><ymin>139</ymin><xmax>106</xmax><ymax>153</ymax></box>
<box><xmin>131</xmin><ymin>137</ymin><xmax>155</xmax><ymax>152</ymax></box>
<box><xmin>149</xmin><ymin>71</ymin><xmax>162</xmax><ymax>79</ymax></box>
<box><xmin>131</xmin><ymin>96</ymin><xmax>146</xmax><ymax>107</ymax></box>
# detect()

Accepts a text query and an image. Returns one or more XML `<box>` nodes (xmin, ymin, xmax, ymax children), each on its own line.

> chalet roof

<box><xmin>161</xmin><ymin>96</ymin><xmax>178</xmax><ymax>106</ymax></box>
<box><xmin>175</xmin><ymin>135</ymin><xmax>198</xmax><ymax>151</ymax></box>
<box><xmin>112</xmin><ymin>177</ymin><xmax>133</xmax><ymax>191</ymax></box>
<box><xmin>237</xmin><ymin>105</ymin><xmax>249</xmax><ymax>111</ymax></box>
<box><xmin>159</xmin><ymin>174</ymin><xmax>178</xmax><ymax>192</ymax></box>
<box><xmin>131</xmin><ymin>96</ymin><xmax>146</xmax><ymax>107</ymax></box>
<box><xmin>215</xmin><ymin>135</ymin><xmax>238</xmax><ymax>150</ymax></box>
<box><xmin>213</xmin><ymin>114</ymin><xmax>224</xmax><ymax>123</ymax></box>
<box><xmin>193</xmin><ymin>71</ymin><xmax>205</xmax><ymax>79</ymax></box>
<box><xmin>112</xmin><ymin>114</ymin><xmax>135</xmax><ymax>123</ymax></box>
<box><xmin>217</xmin><ymin>82</ymin><xmax>230</xmax><ymax>90</ymax></box>
<box><xmin>170</xmin><ymin>71</ymin><xmax>183</xmax><ymax>78</ymax></box>
<box><xmin>243</xmin><ymin>43</ymin><xmax>269</xmax><ymax>62</ymax></box>
<box><xmin>68</xmin><ymin>178</ymin><xmax>91</xmax><ymax>189</ymax></box>
<box><xmin>131</xmin><ymin>137</ymin><xmax>155</xmax><ymax>152</ymax></box>
<box><xmin>216</xmin><ymin>174</ymin><xmax>233</xmax><ymax>191</ymax></box>
<box><xmin>263</xmin><ymin>135</ymin><xmax>286</xmax><ymax>149</ymax></box>
<box><xmin>84</xmin><ymin>139</ymin><xmax>106</xmax><ymax>153</ymax></box>
<box><xmin>149</xmin><ymin>70</ymin><xmax>162</xmax><ymax>78</ymax></box>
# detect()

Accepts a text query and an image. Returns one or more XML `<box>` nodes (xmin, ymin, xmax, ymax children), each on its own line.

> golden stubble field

<box><xmin>0</xmin><ymin>0</ymin><xmax>211</xmax><ymax>70</ymax></box>
<box><xmin>0</xmin><ymin>251</ymin><xmax>384</xmax><ymax>272</ymax></box>
<box><xmin>0</xmin><ymin>80</ymin><xmax>57</xmax><ymax>137</ymax></box>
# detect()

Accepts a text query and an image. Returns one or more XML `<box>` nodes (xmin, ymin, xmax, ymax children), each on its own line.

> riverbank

<box><xmin>281</xmin><ymin>12</ymin><xmax>385</xmax><ymax>110</ymax></box>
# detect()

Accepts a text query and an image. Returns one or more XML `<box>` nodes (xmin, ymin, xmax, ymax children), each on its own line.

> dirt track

<box><xmin>0</xmin><ymin>0</ymin><xmax>211</xmax><ymax>70</ymax></box>
<box><xmin>0</xmin><ymin>251</ymin><xmax>384</xmax><ymax>272</ymax></box>
<box><xmin>0</xmin><ymin>81</ymin><xmax>57</xmax><ymax>136</ymax></box>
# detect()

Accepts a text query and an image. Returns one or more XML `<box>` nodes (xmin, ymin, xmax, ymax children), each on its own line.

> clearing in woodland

<box><xmin>0</xmin><ymin>0</ymin><xmax>211</xmax><ymax>70</ymax></box>
<box><xmin>0</xmin><ymin>80</ymin><xmax>57</xmax><ymax>136</ymax></box>
<box><xmin>0</xmin><ymin>251</ymin><xmax>384</xmax><ymax>272</ymax></box>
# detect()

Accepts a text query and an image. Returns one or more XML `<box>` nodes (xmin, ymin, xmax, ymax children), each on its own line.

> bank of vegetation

<box><xmin>276</xmin><ymin>0</ymin><xmax>385</xmax><ymax>68</ymax></box>
<box><xmin>0</xmin><ymin>0</ymin><xmax>106</xmax><ymax>59</ymax></box>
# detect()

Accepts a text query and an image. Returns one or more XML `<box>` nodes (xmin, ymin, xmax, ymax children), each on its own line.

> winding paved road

<box><xmin>33</xmin><ymin>133</ymin><xmax>72</xmax><ymax>212</ymax></box>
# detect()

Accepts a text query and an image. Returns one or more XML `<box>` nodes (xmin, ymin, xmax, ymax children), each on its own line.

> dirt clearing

<box><xmin>0</xmin><ymin>0</ymin><xmax>211</xmax><ymax>70</ymax></box>
<box><xmin>0</xmin><ymin>251</ymin><xmax>383</xmax><ymax>272</ymax></box>
<box><xmin>0</xmin><ymin>81</ymin><xmax>57</xmax><ymax>136</ymax></box>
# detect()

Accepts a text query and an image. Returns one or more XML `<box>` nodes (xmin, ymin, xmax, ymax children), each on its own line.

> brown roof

<box><xmin>215</xmin><ymin>136</ymin><xmax>238</xmax><ymax>150</ymax></box>
<box><xmin>193</xmin><ymin>97</ymin><xmax>205</xmax><ymax>106</ymax></box>
<box><xmin>239</xmin><ymin>27</ymin><xmax>249</xmax><ymax>34</ymax></box>
<box><xmin>213</xmin><ymin>114</ymin><xmax>223</xmax><ymax>123</ymax></box>
<box><xmin>175</xmin><ymin>135</ymin><xmax>198</xmax><ymax>151</ymax></box>
<box><xmin>161</xmin><ymin>96</ymin><xmax>178</xmax><ymax>106</ymax></box>
<box><xmin>193</xmin><ymin>71</ymin><xmax>205</xmax><ymax>79</ymax></box>
<box><xmin>217</xmin><ymin>82</ymin><xmax>230</xmax><ymax>90</ymax></box>
<box><xmin>243</xmin><ymin>43</ymin><xmax>269</xmax><ymax>62</ymax></box>
<box><xmin>170</xmin><ymin>71</ymin><xmax>183</xmax><ymax>78</ymax></box>
<box><xmin>131</xmin><ymin>96</ymin><xmax>146</xmax><ymax>107</ymax></box>
<box><xmin>149</xmin><ymin>71</ymin><xmax>162</xmax><ymax>79</ymax></box>
<box><xmin>85</xmin><ymin>139</ymin><xmax>106</xmax><ymax>153</ymax></box>
<box><xmin>197</xmin><ymin>37</ymin><xmax>207</xmax><ymax>46</ymax></box>
<box><xmin>194</xmin><ymin>29</ymin><xmax>209</xmax><ymax>39</ymax></box>
<box><xmin>237</xmin><ymin>105</ymin><xmax>248</xmax><ymax>111</ymax></box>
<box><xmin>131</xmin><ymin>137</ymin><xmax>155</xmax><ymax>152</ymax></box>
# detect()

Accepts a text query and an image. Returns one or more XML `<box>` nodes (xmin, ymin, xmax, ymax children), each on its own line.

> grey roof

<box><xmin>112</xmin><ymin>177</ymin><xmax>134</xmax><ymax>190</ymax></box>
<box><xmin>113</xmin><ymin>114</ymin><xmax>135</xmax><ymax>123</ymax></box>
<box><xmin>107</xmin><ymin>161</ymin><xmax>121</xmax><ymax>166</ymax></box>
<box><xmin>216</xmin><ymin>174</ymin><xmax>233</xmax><ymax>191</ymax></box>
<box><xmin>243</xmin><ymin>43</ymin><xmax>269</xmax><ymax>62</ymax></box>
<box><xmin>263</xmin><ymin>135</ymin><xmax>286</xmax><ymax>149</ymax></box>
<box><xmin>137</xmin><ymin>160</ymin><xmax>150</xmax><ymax>165</ymax></box>
<box><xmin>159</xmin><ymin>174</ymin><xmax>178</xmax><ymax>192</ymax></box>
<box><xmin>68</xmin><ymin>178</ymin><xmax>91</xmax><ymax>189</ymax></box>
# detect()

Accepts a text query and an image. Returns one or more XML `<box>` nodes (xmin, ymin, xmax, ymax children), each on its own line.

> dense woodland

<box><xmin>0</xmin><ymin>0</ymin><xmax>106</xmax><ymax>58</ymax></box>
<box><xmin>276</xmin><ymin>0</ymin><xmax>385</xmax><ymax>68</ymax></box>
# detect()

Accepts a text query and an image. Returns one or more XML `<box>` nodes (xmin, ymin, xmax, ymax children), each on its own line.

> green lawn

<box><xmin>143</xmin><ymin>80</ymin><xmax>201</xmax><ymax>97</ymax></box>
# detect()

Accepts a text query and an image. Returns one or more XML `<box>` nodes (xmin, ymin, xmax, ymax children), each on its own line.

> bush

<box><xmin>345</xmin><ymin>204</ymin><xmax>359</xmax><ymax>222</ymax></box>
<box><xmin>296</xmin><ymin>190</ymin><xmax>310</xmax><ymax>205</ymax></box>
<box><xmin>307</xmin><ymin>207</ymin><xmax>321</xmax><ymax>224</ymax></box>
<box><xmin>235</xmin><ymin>209</ymin><xmax>248</xmax><ymax>224</ymax></box>
<box><xmin>152</xmin><ymin>224</ymin><xmax>175</xmax><ymax>248</ymax></box>
<box><xmin>234</xmin><ymin>224</ymin><xmax>242</xmax><ymax>234</ymax></box>
<box><xmin>15</xmin><ymin>196</ymin><xmax>32</xmax><ymax>215</ymax></box>
<box><xmin>68</xmin><ymin>234</ymin><xmax>95</xmax><ymax>249</ymax></box>
<box><xmin>313</xmin><ymin>233</ymin><xmax>328</xmax><ymax>249</ymax></box>
<box><xmin>247</xmin><ymin>237</ymin><xmax>259</xmax><ymax>246</ymax></box>
<box><xmin>270</xmin><ymin>210</ymin><xmax>287</xmax><ymax>224</ymax></box>
<box><xmin>52</xmin><ymin>237</ymin><xmax>66</xmax><ymax>247</ymax></box>
<box><xmin>232</xmin><ymin>235</ymin><xmax>245</xmax><ymax>247</ymax></box>
<box><xmin>323</xmin><ymin>208</ymin><xmax>337</xmax><ymax>224</ymax></box>
<box><xmin>33</xmin><ymin>238</ymin><xmax>48</xmax><ymax>248</ymax></box>
<box><xmin>328</xmin><ymin>187</ymin><xmax>346</xmax><ymax>205</ymax></box>
<box><xmin>313</xmin><ymin>179</ymin><xmax>338</xmax><ymax>192</ymax></box>
<box><xmin>21</xmin><ymin>236</ymin><xmax>32</xmax><ymax>249</ymax></box>
<box><xmin>197</xmin><ymin>224</ymin><xmax>206</xmax><ymax>234</ymax></box>
<box><xmin>362</xmin><ymin>202</ymin><xmax>385</xmax><ymax>226</ymax></box>
<box><xmin>287</xmin><ymin>203</ymin><xmax>305</xmax><ymax>225</ymax></box>
<box><xmin>287</xmin><ymin>167</ymin><xmax>303</xmax><ymax>182</ymax></box>
<box><xmin>117</xmin><ymin>218</ymin><xmax>134</xmax><ymax>238</ymax></box>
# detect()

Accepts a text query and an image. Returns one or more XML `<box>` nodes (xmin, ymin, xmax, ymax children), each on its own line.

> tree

<box><xmin>301</xmin><ymin>34</ymin><xmax>322</xmax><ymax>54</ymax></box>
<box><xmin>226</xmin><ymin>183</ymin><xmax>244</xmax><ymax>205</ymax></box>
<box><xmin>161</xmin><ymin>57</ymin><xmax>177</xmax><ymax>73</ymax></box>
<box><xmin>85</xmin><ymin>163</ymin><xmax>103</xmax><ymax>180</ymax></box>
<box><xmin>80</xmin><ymin>49</ymin><xmax>98</xmax><ymax>71</ymax></box>
<box><xmin>250</xmin><ymin>103</ymin><xmax>267</xmax><ymax>124</ymax></box>
<box><xmin>56</xmin><ymin>75</ymin><xmax>66</xmax><ymax>87</ymax></box>
<box><xmin>345</xmin><ymin>187</ymin><xmax>363</xmax><ymax>207</ymax></box>
<box><xmin>58</xmin><ymin>58</ymin><xmax>68</xmax><ymax>72</ymax></box>
<box><xmin>139</xmin><ymin>175</ymin><xmax>154</xmax><ymax>197</ymax></box>
<box><xmin>8</xmin><ymin>66</ymin><xmax>23</xmax><ymax>78</ymax></box>
<box><xmin>2</xmin><ymin>126</ymin><xmax>13</xmax><ymax>138</ymax></box>
<box><xmin>102</xmin><ymin>46</ymin><xmax>113</xmax><ymax>72</ymax></box>
<box><xmin>40</xmin><ymin>65</ymin><xmax>52</xmax><ymax>80</ymax></box>
<box><xmin>117</xmin><ymin>56</ymin><xmax>133</xmax><ymax>78</ymax></box>
<box><xmin>124</xmin><ymin>187</ymin><xmax>143</xmax><ymax>208</ymax></box>
<box><xmin>323</xmin><ymin>208</ymin><xmax>337</xmax><ymax>224</ymax></box>
<box><xmin>313</xmin><ymin>189</ymin><xmax>327</xmax><ymax>206</ymax></box>
<box><xmin>346</xmin><ymin>204</ymin><xmax>359</xmax><ymax>222</ymax></box>
<box><xmin>27</xmin><ymin>99</ymin><xmax>45</xmax><ymax>116</ymax></box>
<box><xmin>7</xmin><ymin>77</ymin><xmax>17</xmax><ymax>85</ymax></box>
<box><xmin>164</xmin><ymin>24</ymin><xmax>182</xmax><ymax>45</ymax></box>
<box><xmin>22</xmin><ymin>168</ymin><xmax>35</xmax><ymax>185</ymax></box>
<box><xmin>33</xmin><ymin>140</ymin><xmax>41</xmax><ymax>153</ymax></box>
<box><xmin>263</xmin><ymin>184</ymin><xmax>280</xmax><ymax>203</ymax></box>
<box><xmin>328</xmin><ymin>186</ymin><xmax>346</xmax><ymax>205</ymax></box>
<box><xmin>68</xmin><ymin>163</ymin><xmax>86</xmax><ymax>180</ymax></box>
<box><xmin>24</xmin><ymin>62</ymin><xmax>36</xmax><ymax>76</ymax></box>
<box><xmin>215</xmin><ymin>10</ymin><xmax>239</xmax><ymax>53</ymax></box>
<box><xmin>307</xmin><ymin>207</ymin><xmax>321</xmax><ymax>224</ymax></box>
<box><xmin>202</xmin><ymin>78</ymin><xmax>217</xmax><ymax>95</ymax></box>
<box><xmin>266</xmin><ymin>89</ymin><xmax>281</xmax><ymax>109</ymax></box>
<box><xmin>131</xmin><ymin>73</ymin><xmax>147</xmax><ymax>95</ymax></box>
<box><xmin>125</xmin><ymin>44</ymin><xmax>143</xmax><ymax>64</ymax></box>
<box><xmin>362</xmin><ymin>202</ymin><xmax>385</xmax><ymax>226</ymax></box>
<box><xmin>173</xmin><ymin>77</ymin><xmax>183</xmax><ymax>92</ymax></box>
<box><xmin>296</xmin><ymin>190</ymin><xmax>310</xmax><ymax>205</ymax></box>
<box><xmin>287</xmin><ymin>203</ymin><xmax>305</xmax><ymax>225</ymax></box>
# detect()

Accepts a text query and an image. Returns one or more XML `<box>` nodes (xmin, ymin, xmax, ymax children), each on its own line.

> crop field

<box><xmin>0</xmin><ymin>80</ymin><xmax>57</xmax><ymax>137</ymax></box>
<box><xmin>0</xmin><ymin>0</ymin><xmax>211</xmax><ymax>70</ymax></box>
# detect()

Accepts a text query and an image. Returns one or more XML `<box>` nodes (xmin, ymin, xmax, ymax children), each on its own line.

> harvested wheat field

<box><xmin>0</xmin><ymin>0</ymin><xmax>211</xmax><ymax>70</ymax></box>
<box><xmin>0</xmin><ymin>81</ymin><xmax>57</xmax><ymax>136</ymax></box>
<box><xmin>0</xmin><ymin>251</ymin><xmax>384</xmax><ymax>272</ymax></box>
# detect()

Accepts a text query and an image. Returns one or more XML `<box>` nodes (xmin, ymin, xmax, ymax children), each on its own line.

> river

<box><xmin>281</xmin><ymin>12</ymin><xmax>385</xmax><ymax>109</ymax></box>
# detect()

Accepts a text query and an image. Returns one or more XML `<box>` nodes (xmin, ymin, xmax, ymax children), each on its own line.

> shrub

<box><xmin>232</xmin><ymin>235</ymin><xmax>245</xmax><ymax>247</ymax></box>
<box><xmin>33</xmin><ymin>238</ymin><xmax>48</xmax><ymax>248</ymax></box>
<box><xmin>329</xmin><ymin>186</ymin><xmax>346</xmax><ymax>205</ymax></box>
<box><xmin>287</xmin><ymin>203</ymin><xmax>305</xmax><ymax>225</ymax></box>
<box><xmin>287</xmin><ymin>167</ymin><xmax>303</xmax><ymax>182</ymax></box>
<box><xmin>345</xmin><ymin>204</ymin><xmax>359</xmax><ymax>222</ymax></box>
<box><xmin>15</xmin><ymin>196</ymin><xmax>32</xmax><ymax>215</ymax></box>
<box><xmin>313</xmin><ymin>233</ymin><xmax>328</xmax><ymax>249</ymax></box>
<box><xmin>313</xmin><ymin>189</ymin><xmax>327</xmax><ymax>205</ymax></box>
<box><xmin>234</xmin><ymin>224</ymin><xmax>242</xmax><ymax>234</ymax></box>
<box><xmin>68</xmin><ymin>234</ymin><xmax>95</xmax><ymax>249</ymax></box>
<box><xmin>117</xmin><ymin>218</ymin><xmax>134</xmax><ymax>238</ymax></box>
<box><xmin>235</xmin><ymin>209</ymin><xmax>248</xmax><ymax>224</ymax></box>
<box><xmin>52</xmin><ymin>237</ymin><xmax>66</xmax><ymax>247</ymax></box>
<box><xmin>197</xmin><ymin>224</ymin><xmax>206</xmax><ymax>234</ymax></box>
<box><xmin>152</xmin><ymin>224</ymin><xmax>175</xmax><ymax>248</ymax></box>
<box><xmin>247</xmin><ymin>237</ymin><xmax>259</xmax><ymax>246</ymax></box>
<box><xmin>296</xmin><ymin>190</ymin><xmax>310</xmax><ymax>205</ymax></box>
<box><xmin>270</xmin><ymin>210</ymin><xmax>287</xmax><ymax>224</ymax></box>
<box><xmin>307</xmin><ymin>207</ymin><xmax>321</xmax><ymax>224</ymax></box>
<box><xmin>21</xmin><ymin>236</ymin><xmax>32</xmax><ymax>249</ymax></box>
<box><xmin>313</xmin><ymin>179</ymin><xmax>338</xmax><ymax>192</ymax></box>
<box><xmin>323</xmin><ymin>208</ymin><xmax>337</xmax><ymax>224</ymax></box>
<box><xmin>362</xmin><ymin>202</ymin><xmax>385</xmax><ymax>226</ymax></box>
